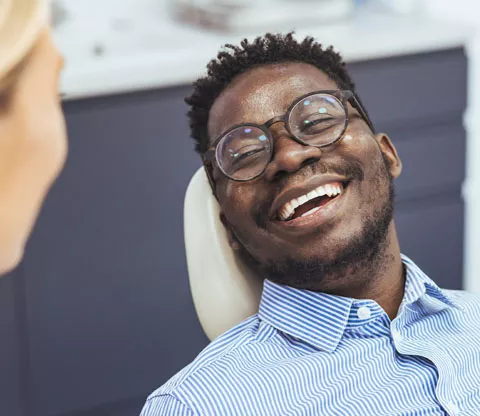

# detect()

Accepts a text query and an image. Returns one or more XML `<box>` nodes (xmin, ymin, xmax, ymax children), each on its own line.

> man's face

<box><xmin>208</xmin><ymin>62</ymin><xmax>401</xmax><ymax>291</ymax></box>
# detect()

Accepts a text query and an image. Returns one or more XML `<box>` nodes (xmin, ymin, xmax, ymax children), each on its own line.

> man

<box><xmin>141</xmin><ymin>33</ymin><xmax>480</xmax><ymax>415</ymax></box>
<box><xmin>0</xmin><ymin>0</ymin><xmax>67</xmax><ymax>275</ymax></box>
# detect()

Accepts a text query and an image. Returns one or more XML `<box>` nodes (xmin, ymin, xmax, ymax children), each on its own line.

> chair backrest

<box><xmin>184</xmin><ymin>167</ymin><xmax>263</xmax><ymax>341</ymax></box>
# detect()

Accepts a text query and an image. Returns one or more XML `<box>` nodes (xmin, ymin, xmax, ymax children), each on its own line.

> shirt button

<box><xmin>357</xmin><ymin>306</ymin><xmax>371</xmax><ymax>320</ymax></box>
<box><xmin>447</xmin><ymin>402</ymin><xmax>459</xmax><ymax>415</ymax></box>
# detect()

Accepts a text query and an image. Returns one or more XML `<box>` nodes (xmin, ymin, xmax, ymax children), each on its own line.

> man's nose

<box><xmin>263</xmin><ymin>124</ymin><xmax>323</xmax><ymax>182</ymax></box>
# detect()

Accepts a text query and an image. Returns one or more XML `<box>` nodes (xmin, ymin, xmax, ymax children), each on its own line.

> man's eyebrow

<box><xmin>211</xmin><ymin>121</ymin><xmax>242</xmax><ymax>140</ymax></box>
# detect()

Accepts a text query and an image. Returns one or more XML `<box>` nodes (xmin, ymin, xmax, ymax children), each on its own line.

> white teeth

<box><xmin>277</xmin><ymin>181</ymin><xmax>344</xmax><ymax>221</ymax></box>
<box><xmin>298</xmin><ymin>195</ymin><xmax>308</xmax><ymax>205</ymax></box>
<box><xmin>301</xmin><ymin>206</ymin><xmax>321</xmax><ymax>217</ymax></box>
<box><xmin>285</xmin><ymin>201</ymin><xmax>294</xmax><ymax>212</ymax></box>
<box><xmin>307</xmin><ymin>189</ymin><xmax>319</xmax><ymax>200</ymax></box>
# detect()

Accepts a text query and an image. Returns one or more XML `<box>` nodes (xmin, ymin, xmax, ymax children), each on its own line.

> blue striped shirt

<box><xmin>141</xmin><ymin>255</ymin><xmax>480</xmax><ymax>415</ymax></box>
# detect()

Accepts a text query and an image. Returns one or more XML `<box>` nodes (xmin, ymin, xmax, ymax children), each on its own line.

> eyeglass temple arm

<box><xmin>343</xmin><ymin>91</ymin><xmax>376</xmax><ymax>134</ymax></box>
<box><xmin>201</xmin><ymin>153</ymin><xmax>220</xmax><ymax>201</ymax></box>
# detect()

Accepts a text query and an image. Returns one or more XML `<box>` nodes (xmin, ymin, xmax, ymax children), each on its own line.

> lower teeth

<box><xmin>300</xmin><ymin>206</ymin><xmax>321</xmax><ymax>217</ymax></box>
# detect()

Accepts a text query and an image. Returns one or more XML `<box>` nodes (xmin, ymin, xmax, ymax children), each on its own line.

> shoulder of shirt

<box><xmin>145</xmin><ymin>314</ymin><xmax>272</xmax><ymax>401</ymax></box>
<box><xmin>441</xmin><ymin>288</ymin><xmax>480</xmax><ymax>311</ymax></box>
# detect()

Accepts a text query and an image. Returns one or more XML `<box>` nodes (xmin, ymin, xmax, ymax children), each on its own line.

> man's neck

<box><xmin>321</xmin><ymin>225</ymin><xmax>405</xmax><ymax>320</ymax></box>
<box><xmin>248</xmin><ymin>223</ymin><xmax>406</xmax><ymax>319</ymax></box>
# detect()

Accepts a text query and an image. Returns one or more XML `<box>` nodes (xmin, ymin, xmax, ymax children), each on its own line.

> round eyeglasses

<box><xmin>202</xmin><ymin>90</ymin><xmax>374</xmax><ymax>182</ymax></box>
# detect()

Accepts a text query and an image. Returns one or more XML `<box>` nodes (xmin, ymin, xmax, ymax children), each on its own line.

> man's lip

<box><xmin>269</xmin><ymin>175</ymin><xmax>349</xmax><ymax>220</ymax></box>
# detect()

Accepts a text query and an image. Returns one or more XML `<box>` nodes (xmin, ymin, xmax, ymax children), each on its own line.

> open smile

<box><xmin>270</xmin><ymin>178</ymin><xmax>351</xmax><ymax>232</ymax></box>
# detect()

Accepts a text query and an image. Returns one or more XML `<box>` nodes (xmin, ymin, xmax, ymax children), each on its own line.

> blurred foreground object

<box><xmin>170</xmin><ymin>0</ymin><xmax>355</xmax><ymax>32</ymax></box>
<box><xmin>0</xmin><ymin>0</ymin><xmax>46</xmax><ymax>79</ymax></box>
<box><xmin>0</xmin><ymin>0</ymin><xmax>68</xmax><ymax>275</ymax></box>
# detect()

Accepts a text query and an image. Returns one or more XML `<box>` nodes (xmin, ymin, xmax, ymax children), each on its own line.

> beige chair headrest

<box><xmin>184</xmin><ymin>167</ymin><xmax>264</xmax><ymax>341</ymax></box>
<box><xmin>0</xmin><ymin>0</ymin><xmax>47</xmax><ymax>80</ymax></box>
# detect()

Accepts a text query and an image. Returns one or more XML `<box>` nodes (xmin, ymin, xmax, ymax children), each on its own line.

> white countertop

<box><xmin>54</xmin><ymin>2</ymin><xmax>473</xmax><ymax>100</ymax></box>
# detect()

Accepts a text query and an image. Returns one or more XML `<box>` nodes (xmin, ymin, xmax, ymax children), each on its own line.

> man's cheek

<box><xmin>224</xmin><ymin>198</ymin><xmax>252</xmax><ymax>224</ymax></box>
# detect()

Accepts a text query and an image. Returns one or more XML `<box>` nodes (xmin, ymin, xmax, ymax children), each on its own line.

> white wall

<box><xmin>424</xmin><ymin>0</ymin><xmax>480</xmax><ymax>293</ymax></box>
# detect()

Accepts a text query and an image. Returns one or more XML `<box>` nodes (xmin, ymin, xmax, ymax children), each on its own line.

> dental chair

<box><xmin>184</xmin><ymin>167</ymin><xmax>263</xmax><ymax>341</ymax></box>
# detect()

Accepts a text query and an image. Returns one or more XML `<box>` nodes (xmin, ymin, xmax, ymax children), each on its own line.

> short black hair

<box><xmin>185</xmin><ymin>32</ymin><xmax>361</xmax><ymax>154</ymax></box>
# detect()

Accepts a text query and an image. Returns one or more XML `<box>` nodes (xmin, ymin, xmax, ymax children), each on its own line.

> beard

<box><xmin>235</xmin><ymin>152</ymin><xmax>395</xmax><ymax>292</ymax></box>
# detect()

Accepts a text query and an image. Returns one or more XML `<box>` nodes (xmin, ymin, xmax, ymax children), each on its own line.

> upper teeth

<box><xmin>278</xmin><ymin>182</ymin><xmax>343</xmax><ymax>221</ymax></box>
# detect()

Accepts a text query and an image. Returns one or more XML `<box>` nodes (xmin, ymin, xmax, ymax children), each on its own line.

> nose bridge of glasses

<box><xmin>264</xmin><ymin>128</ymin><xmax>324</xmax><ymax>181</ymax></box>
<box><xmin>265</xmin><ymin>114</ymin><xmax>301</xmax><ymax>147</ymax></box>
<box><xmin>265</xmin><ymin>115</ymin><xmax>287</xmax><ymax>130</ymax></box>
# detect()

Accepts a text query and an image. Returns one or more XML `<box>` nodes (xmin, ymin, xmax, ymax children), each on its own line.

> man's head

<box><xmin>0</xmin><ymin>0</ymin><xmax>67</xmax><ymax>275</ymax></box>
<box><xmin>186</xmin><ymin>33</ymin><xmax>402</xmax><ymax>294</ymax></box>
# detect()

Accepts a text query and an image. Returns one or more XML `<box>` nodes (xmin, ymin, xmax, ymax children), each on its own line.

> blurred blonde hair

<box><xmin>0</xmin><ymin>0</ymin><xmax>47</xmax><ymax>111</ymax></box>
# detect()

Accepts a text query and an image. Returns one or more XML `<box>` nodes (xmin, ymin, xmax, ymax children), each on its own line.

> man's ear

<box><xmin>219</xmin><ymin>212</ymin><xmax>241</xmax><ymax>250</ymax></box>
<box><xmin>375</xmin><ymin>133</ymin><xmax>402</xmax><ymax>179</ymax></box>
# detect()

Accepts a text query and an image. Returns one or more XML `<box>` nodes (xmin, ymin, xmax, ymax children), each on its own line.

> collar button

<box><xmin>357</xmin><ymin>306</ymin><xmax>371</xmax><ymax>320</ymax></box>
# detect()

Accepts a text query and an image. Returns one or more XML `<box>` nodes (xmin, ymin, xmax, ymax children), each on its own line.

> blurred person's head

<box><xmin>186</xmin><ymin>33</ymin><xmax>402</xmax><ymax>296</ymax></box>
<box><xmin>0</xmin><ymin>0</ymin><xmax>67</xmax><ymax>275</ymax></box>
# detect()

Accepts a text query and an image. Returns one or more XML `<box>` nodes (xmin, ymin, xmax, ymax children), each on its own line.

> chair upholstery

<box><xmin>184</xmin><ymin>167</ymin><xmax>263</xmax><ymax>341</ymax></box>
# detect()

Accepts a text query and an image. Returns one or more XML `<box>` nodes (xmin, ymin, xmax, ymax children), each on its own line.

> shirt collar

<box><xmin>258</xmin><ymin>279</ymin><xmax>354</xmax><ymax>352</ymax></box>
<box><xmin>400</xmin><ymin>254</ymin><xmax>461</xmax><ymax>311</ymax></box>
<box><xmin>258</xmin><ymin>254</ymin><xmax>460</xmax><ymax>352</ymax></box>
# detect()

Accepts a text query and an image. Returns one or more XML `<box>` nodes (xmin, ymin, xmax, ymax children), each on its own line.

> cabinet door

<box><xmin>396</xmin><ymin>199</ymin><xmax>463</xmax><ymax>290</ymax></box>
<box><xmin>23</xmin><ymin>87</ymin><xmax>208</xmax><ymax>416</ymax></box>
<box><xmin>391</xmin><ymin>123</ymin><xmax>465</xmax><ymax>202</ymax></box>
<box><xmin>0</xmin><ymin>271</ymin><xmax>23</xmax><ymax>416</ymax></box>
<box><xmin>348</xmin><ymin>48</ymin><xmax>467</xmax><ymax>130</ymax></box>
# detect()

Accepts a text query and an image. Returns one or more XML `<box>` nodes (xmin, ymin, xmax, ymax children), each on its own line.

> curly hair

<box><xmin>185</xmin><ymin>32</ymin><xmax>363</xmax><ymax>154</ymax></box>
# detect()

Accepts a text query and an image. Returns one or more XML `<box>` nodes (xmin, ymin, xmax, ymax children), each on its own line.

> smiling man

<box><xmin>141</xmin><ymin>33</ymin><xmax>480</xmax><ymax>415</ymax></box>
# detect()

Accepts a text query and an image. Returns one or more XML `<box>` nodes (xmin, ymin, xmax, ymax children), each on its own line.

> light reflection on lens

<box><xmin>217</xmin><ymin>126</ymin><xmax>272</xmax><ymax>181</ymax></box>
<box><xmin>288</xmin><ymin>93</ymin><xmax>346</xmax><ymax>146</ymax></box>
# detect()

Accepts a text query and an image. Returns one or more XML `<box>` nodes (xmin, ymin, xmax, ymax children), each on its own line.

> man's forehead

<box><xmin>208</xmin><ymin>62</ymin><xmax>338</xmax><ymax>141</ymax></box>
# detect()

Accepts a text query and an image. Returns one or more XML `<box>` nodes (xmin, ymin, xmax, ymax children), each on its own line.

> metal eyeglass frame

<box><xmin>202</xmin><ymin>90</ymin><xmax>375</xmax><ymax>187</ymax></box>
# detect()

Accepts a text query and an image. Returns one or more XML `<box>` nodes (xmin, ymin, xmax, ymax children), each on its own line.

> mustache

<box><xmin>252</xmin><ymin>159</ymin><xmax>365</xmax><ymax>229</ymax></box>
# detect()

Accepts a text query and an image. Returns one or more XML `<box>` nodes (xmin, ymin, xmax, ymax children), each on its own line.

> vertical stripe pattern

<box><xmin>141</xmin><ymin>255</ymin><xmax>480</xmax><ymax>416</ymax></box>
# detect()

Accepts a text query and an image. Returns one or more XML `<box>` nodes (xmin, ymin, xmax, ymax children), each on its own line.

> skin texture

<box><xmin>208</xmin><ymin>62</ymin><xmax>405</xmax><ymax>319</ymax></box>
<box><xmin>0</xmin><ymin>27</ymin><xmax>67</xmax><ymax>275</ymax></box>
